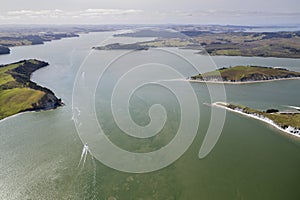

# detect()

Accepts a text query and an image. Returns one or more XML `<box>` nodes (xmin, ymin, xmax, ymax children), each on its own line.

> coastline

<box><xmin>212</xmin><ymin>102</ymin><xmax>300</xmax><ymax>138</ymax></box>
<box><xmin>0</xmin><ymin>60</ymin><xmax>64</xmax><ymax>121</ymax></box>
<box><xmin>0</xmin><ymin>105</ymin><xmax>63</xmax><ymax>123</ymax></box>
<box><xmin>208</xmin><ymin>53</ymin><xmax>300</xmax><ymax>59</ymax></box>
<box><xmin>0</xmin><ymin>100</ymin><xmax>63</xmax><ymax>123</ymax></box>
<box><xmin>0</xmin><ymin>102</ymin><xmax>63</xmax><ymax>124</ymax></box>
<box><xmin>0</xmin><ymin>112</ymin><xmax>26</xmax><ymax>123</ymax></box>
<box><xmin>0</xmin><ymin>110</ymin><xmax>37</xmax><ymax>123</ymax></box>
<box><xmin>188</xmin><ymin>77</ymin><xmax>300</xmax><ymax>84</ymax></box>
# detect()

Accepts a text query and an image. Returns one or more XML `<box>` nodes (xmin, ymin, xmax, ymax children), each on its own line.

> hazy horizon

<box><xmin>0</xmin><ymin>0</ymin><xmax>299</xmax><ymax>25</ymax></box>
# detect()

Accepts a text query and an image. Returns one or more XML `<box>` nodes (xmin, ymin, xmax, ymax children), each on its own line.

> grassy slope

<box><xmin>0</xmin><ymin>88</ymin><xmax>45</xmax><ymax>119</ymax></box>
<box><xmin>0</xmin><ymin>60</ymin><xmax>46</xmax><ymax>120</ymax></box>
<box><xmin>192</xmin><ymin>66</ymin><xmax>300</xmax><ymax>81</ymax></box>
<box><xmin>0</xmin><ymin>63</ymin><xmax>18</xmax><ymax>85</ymax></box>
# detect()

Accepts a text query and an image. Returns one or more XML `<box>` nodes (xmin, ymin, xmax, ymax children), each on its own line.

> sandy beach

<box><xmin>212</xmin><ymin>102</ymin><xmax>300</xmax><ymax>138</ymax></box>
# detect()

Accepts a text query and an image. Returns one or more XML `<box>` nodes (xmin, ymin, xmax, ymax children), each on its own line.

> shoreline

<box><xmin>0</xmin><ymin>60</ymin><xmax>64</xmax><ymax>122</ymax></box>
<box><xmin>0</xmin><ymin>112</ymin><xmax>28</xmax><ymax>123</ymax></box>
<box><xmin>188</xmin><ymin>77</ymin><xmax>300</xmax><ymax>84</ymax></box>
<box><xmin>0</xmin><ymin>110</ymin><xmax>39</xmax><ymax>123</ymax></box>
<box><xmin>0</xmin><ymin>105</ymin><xmax>63</xmax><ymax>123</ymax></box>
<box><xmin>212</xmin><ymin>102</ymin><xmax>300</xmax><ymax>138</ymax></box>
<box><xmin>0</xmin><ymin>100</ymin><xmax>64</xmax><ymax>123</ymax></box>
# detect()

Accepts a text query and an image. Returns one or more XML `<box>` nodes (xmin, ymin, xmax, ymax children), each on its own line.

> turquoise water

<box><xmin>0</xmin><ymin>32</ymin><xmax>300</xmax><ymax>199</ymax></box>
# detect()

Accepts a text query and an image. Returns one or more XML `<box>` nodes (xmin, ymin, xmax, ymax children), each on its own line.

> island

<box><xmin>92</xmin><ymin>38</ymin><xmax>192</xmax><ymax>51</ymax></box>
<box><xmin>190</xmin><ymin>66</ymin><xmax>300</xmax><ymax>83</ymax></box>
<box><xmin>0</xmin><ymin>45</ymin><xmax>10</xmax><ymax>55</ymax></box>
<box><xmin>93</xmin><ymin>43</ymin><xmax>149</xmax><ymax>51</ymax></box>
<box><xmin>213</xmin><ymin>102</ymin><xmax>300</xmax><ymax>138</ymax></box>
<box><xmin>0</xmin><ymin>59</ymin><xmax>63</xmax><ymax>120</ymax></box>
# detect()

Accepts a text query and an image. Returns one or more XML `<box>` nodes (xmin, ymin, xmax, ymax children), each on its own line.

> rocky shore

<box><xmin>0</xmin><ymin>59</ymin><xmax>63</xmax><ymax>120</ymax></box>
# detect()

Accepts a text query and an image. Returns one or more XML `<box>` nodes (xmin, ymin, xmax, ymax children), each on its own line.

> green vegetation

<box><xmin>0</xmin><ymin>64</ymin><xmax>16</xmax><ymax>85</ymax></box>
<box><xmin>217</xmin><ymin>102</ymin><xmax>300</xmax><ymax>131</ymax></box>
<box><xmin>0</xmin><ymin>88</ymin><xmax>44</xmax><ymax>119</ymax></box>
<box><xmin>267</xmin><ymin>113</ymin><xmax>300</xmax><ymax>129</ymax></box>
<box><xmin>191</xmin><ymin>66</ymin><xmax>300</xmax><ymax>82</ymax></box>
<box><xmin>186</xmin><ymin>31</ymin><xmax>300</xmax><ymax>58</ymax></box>
<box><xmin>112</xmin><ymin>29</ymin><xmax>300</xmax><ymax>58</ymax></box>
<box><xmin>0</xmin><ymin>32</ymin><xmax>79</xmax><ymax>47</ymax></box>
<box><xmin>0</xmin><ymin>60</ymin><xmax>63</xmax><ymax>120</ymax></box>
<box><xmin>0</xmin><ymin>29</ymin><xmax>80</xmax><ymax>55</ymax></box>
<box><xmin>140</xmin><ymin>38</ymin><xmax>192</xmax><ymax>47</ymax></box>
<box><xmin>94</xmin><ymin>38</ymin><xmax>193</xmax><ymax>50</ymax></box>
<box><xmin>93</xmin><ymin>43</ymin><xmax>149</xmax><ymax>50</ymax></box>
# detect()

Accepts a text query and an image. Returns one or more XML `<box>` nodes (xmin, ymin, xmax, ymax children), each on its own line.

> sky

<box><xmin>0</xmin><ymin>0</ymin><xmax>299</xmax><ymax>25</ymax></box>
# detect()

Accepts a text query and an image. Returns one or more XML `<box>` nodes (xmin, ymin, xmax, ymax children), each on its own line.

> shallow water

<box><xmin>0</xmin><ymin>32</ymin><xmax>300</xmax><ymax>200</ymax></box>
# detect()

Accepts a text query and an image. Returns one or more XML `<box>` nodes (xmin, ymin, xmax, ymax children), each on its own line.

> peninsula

<box><xmin>213</xmin><ymin>102</ymin><xmax>300</xmax><ymax>138</ymax></box>
<box><xmin>112</xmin><ymin>28</ymin><xmax>300</xmax><ymax>58</ymax></box>
<box><xmin>0</xmin><ymin>25</ymin><xmax>116</xmax><ymax>55</ymax></box>
<box><xmin>190</xmin><ymin>66</ymin><xmax>300</xmax><ymax>83</ymax></box>
<box><xmin>0</xmin><ymin>59</ymin><xmax>63</xmax><ymax>120</ymax></box>
<box><xmin>0</xmin><ymin>33</ymin><xmax>79</xmax><ymax>55</ymax></box>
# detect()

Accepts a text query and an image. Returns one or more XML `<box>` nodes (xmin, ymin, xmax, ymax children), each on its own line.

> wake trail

<box><xmin>92</xmin><ymin>156</ymin><xmax>96</xmax><ymax>186</ymax></box>
<box><xmin>78</xmin><ymin>146</ymin><xmax>86</xmax><ymax>167</ymax></box>
<box><xmin>287</xmin><ymin>105</ymin><xmax>300</xmax><ymax>110</ymax></box>
<box><xmin>82</xmin><ymin>150</ymin><xmax>88</xmax><ymax>168</ymax></box>
<box><xmin>91</xmin><ymin>156</ymin><xmax>97</xmax><ymax>199</ymax></box>
<box><xmin>81</xmin><ymin>144</ymin><xmax>89</xmax><ymax>169</ymax></box>
<box><xmin>78</xmin><ymin>144</ymin><xmax>89</xmax><ymax>168</ymax></box>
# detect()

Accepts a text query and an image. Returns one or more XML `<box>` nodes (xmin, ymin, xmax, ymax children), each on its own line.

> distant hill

<box><xmin>114</xmin><ymin>29</ymin><xmax>186</xmax><ymax>38</ymax></box>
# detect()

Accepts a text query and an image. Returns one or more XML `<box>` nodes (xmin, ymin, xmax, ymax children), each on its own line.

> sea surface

<box><xmin>245</xmin><ymin>26</ymin><xmax>300</xmax><ymax>32</ymax></box>
<box><xmin>0</xmin><ymin>31</ymin><xmax>300</xmax><ymax>200</ymax></box>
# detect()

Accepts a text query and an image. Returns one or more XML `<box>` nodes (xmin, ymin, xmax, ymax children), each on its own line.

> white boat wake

<box><xmin>287</xmin><ymin>105</ymin><xmax>300</xmax><ymax>111</ymax></box>
<box><xmin>78</xmin><ymin>143</ymin><xmax>89</xmax><ymax>168</ymax></box>
<box><xmin>91</xmin><ymin>156</ymin><xmax>97</xmax><ymax>199</ymax></box>
<box><xmin>77</xmin><ymin>143</ymin><xmax>97</xmax><ymax>197</ymax></box>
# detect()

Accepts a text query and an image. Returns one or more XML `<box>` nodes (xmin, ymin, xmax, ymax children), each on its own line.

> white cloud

<box><xmin>6</xmin><ymin>9</ymin><xmax>142</xmax><ymax>18</ymax></box>
<box><xmin>159</xmin><ymin>9</ymin><xmax>300</xmax><ymax>17</ymax></box>
<box><xmin>1</xmin><ymin>9</ymin><xmax>144</xmax><ymax>23</ymax></box>
<box><xmin>83</xmin><ymin>9</ymin><xmax>142</xmax><ymax>15</ymax></box>
<box><xmin>0</xmin><ymin>8</ymin><xmax>299</xmax><ymax>24</ymax></box>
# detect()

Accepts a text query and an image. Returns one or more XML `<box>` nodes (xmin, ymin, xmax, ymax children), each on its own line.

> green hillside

<box><xmin>0</xmin><ymin>60</ymin><xmax>63</xmax><ymax>120</ymax></box>
<box><xmin>191</xmin><ymin>66</ymin><xmax>300</xmax><ymax>82</ymax></box>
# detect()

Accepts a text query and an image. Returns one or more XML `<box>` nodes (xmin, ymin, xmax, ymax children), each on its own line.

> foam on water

<box><xmin>78</xmin><ymin>144</ymin><xmax>89</xmax><ymax>168</ymax></box>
